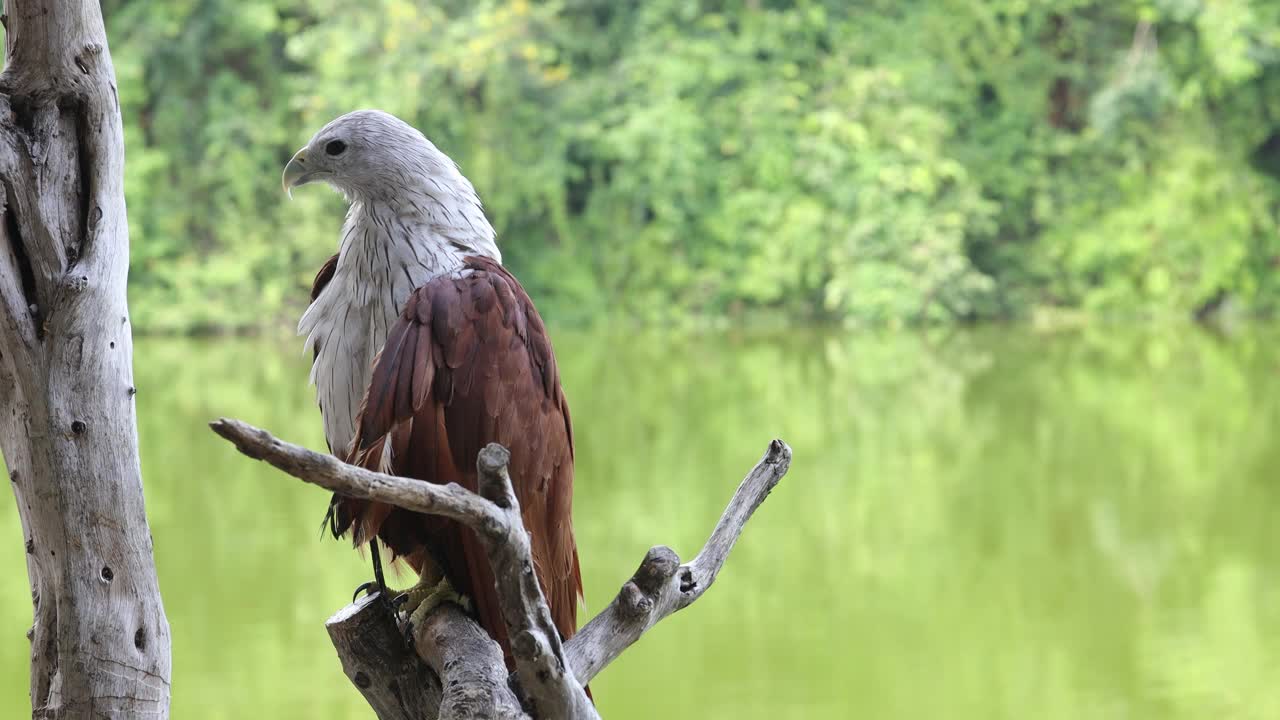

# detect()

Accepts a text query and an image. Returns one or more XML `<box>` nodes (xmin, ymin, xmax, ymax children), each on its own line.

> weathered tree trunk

<box><xmin>0</xmin><ymin>1</ymin><xmax>171</xmax><ymax>717</ymax></box>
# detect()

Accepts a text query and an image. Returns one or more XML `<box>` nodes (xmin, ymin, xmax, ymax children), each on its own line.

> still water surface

<box><xmin>1</xmin><ymin>326</ymin><xmax>1278</xmax><ymax>718</ymax></box>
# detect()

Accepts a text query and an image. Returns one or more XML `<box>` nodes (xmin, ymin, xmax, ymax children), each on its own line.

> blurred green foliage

<box><xmin>89</xmin><ymin>0</ymin><xmax>1280</xmax><ymax>330</ymax></box>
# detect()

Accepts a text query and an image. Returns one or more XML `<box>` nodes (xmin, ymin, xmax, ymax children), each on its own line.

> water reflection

<box><xmin>1</xmin><ymin>326</ymin><xmax>1277</xmax><ymax>718</ymax></box>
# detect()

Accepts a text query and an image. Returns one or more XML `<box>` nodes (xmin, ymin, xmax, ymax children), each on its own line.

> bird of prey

<box><xmin>282</xmin><ymin>110</ymin><xmax>583</xmax><ymax>665</ymax></box>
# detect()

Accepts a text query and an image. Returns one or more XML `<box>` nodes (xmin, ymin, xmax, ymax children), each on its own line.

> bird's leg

<box><xmin>352</xmin><ymin>539</ymin><xmax>389</xmax><ymax>602</ymax></box>
<box><xmin>393</xmin><ymin>562</ymin><xmax>471</xmax><ymax>644</ymax></box>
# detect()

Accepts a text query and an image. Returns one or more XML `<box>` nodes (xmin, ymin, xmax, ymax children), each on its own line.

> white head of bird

<box><xmin>283</xmin><ymin>109</ymin><xmax>500</xmax><ymax>262</ymax></box>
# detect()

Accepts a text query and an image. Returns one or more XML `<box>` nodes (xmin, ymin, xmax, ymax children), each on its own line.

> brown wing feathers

<box><xmin>332</xmin><ymin>256</ymin><xmax>582</xmax><ymax>658</ymax></box>
<box><xmin>310</xmin><ymin>253</ymin><xmax>339</xmax><ymax>303</ymax></box>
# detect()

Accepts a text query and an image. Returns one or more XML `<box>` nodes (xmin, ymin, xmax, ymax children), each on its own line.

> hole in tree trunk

<box><xmin>65</xmin><ymin>97</ymin><xmax>93</xmax><ymax>262</ymax></box>
<box><xmin>3</xmin><ymin>191</ymin><xmax>40</xmax><ymax>334</ymax></box>
<box><xmin>9</xmin><ymin>96</ymin><xmax>35</xmax><ymax>135</ymax></box>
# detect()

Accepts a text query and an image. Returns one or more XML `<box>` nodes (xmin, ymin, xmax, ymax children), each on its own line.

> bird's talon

<box><xmin>352</xmin><ymin>581</ymin><xmax>379</xmax><ymax>603</ymax></box>
<box><xmin>391</xmin><ymin>592</ymin><xmax>410</xmax><ymax>610</ymax></box>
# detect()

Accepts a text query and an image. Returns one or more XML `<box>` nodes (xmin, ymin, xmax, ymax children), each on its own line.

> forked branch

<box><xmin>210</xmin><ymin>417</ymin><xmax>791</xmax><ymax>719</ymax></box>
<box><xmin>566</xmin><ymin>437</ymin><xmax>790</xmax><ymax>684</ymax></box>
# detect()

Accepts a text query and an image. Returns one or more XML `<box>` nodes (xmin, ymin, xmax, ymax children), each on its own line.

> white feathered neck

<box><xmin>299</xmin><ymin>169</ymin><xmax>501</xmax><ymax>456</ymax></box>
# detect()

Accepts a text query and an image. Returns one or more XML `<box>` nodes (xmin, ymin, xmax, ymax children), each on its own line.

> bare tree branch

<box><xmin>210</xmin><ymin>417</ymin><xmax>791</xmax><ymax>719</ymax></box>
<box><xmin>326</xmin><ymin>593</ymin><xmax>531</xmax><ymax>720</ymax></box>
<box><xmin>326</xmin><ymin>592</ymin><xmax>441</xmax><ymax>720</ymax></box>
<box><xmin>412</xmin><ymin>602</ymin><xmax>527</xmax><ymax>720</ymax></box>
<box><xmin>210</xmin><ymin>418</ymin><xmax>505</xmax><ymax>529</ymax></box>
<box><xmin>472</xmin><ymin>446</ymin><xmax>594</xmax><ymax>719</ymax></box>
<box><xmin>567</xmin><ymin>438</ymin><xmax>790</xmax><ymax>684</ymax></box>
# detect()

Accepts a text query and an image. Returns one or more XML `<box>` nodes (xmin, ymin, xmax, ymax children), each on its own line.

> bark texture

<box><xmin>411</xmin><ymin>602</ymin><xmax>526</xmax><ymax>720</ymax></box>
<box><xmin>326</xmin><ymin>594</ymin><xmax>526</xmax><ymax>720</ymax></box>
<box><xmin>326</xmin><ymin>593</ymin><xmax>442</xmax><ymax>719</ymax></box>
<box><xmin>211</xmin><ymin>417</ymin><xmax>791</xmax><ymax>720</ymax></box>
<box><xmin>0</xmin><ymin>1</ymin><xmax>171</xmax><ymax>716</ymax></box>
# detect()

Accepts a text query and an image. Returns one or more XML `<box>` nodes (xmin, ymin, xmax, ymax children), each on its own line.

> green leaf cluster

<box><xmin>41</xmin><ymin>1</ymin><xmax>1280</xmax><ymax>329</ymax></box>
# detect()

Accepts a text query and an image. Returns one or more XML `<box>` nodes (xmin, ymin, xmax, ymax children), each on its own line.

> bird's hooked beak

<box><xmin>282</xmin><ymin>147</ymin><xmax>316</xmax><ymax>198</ymax></box>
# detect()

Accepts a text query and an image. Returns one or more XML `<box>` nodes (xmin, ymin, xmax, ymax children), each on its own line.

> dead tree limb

<box><xmin>0</xmin><ymin>1</ymin><xmax>171</xmax><ymax>716</ymax></box>
<box><xmin>325</xmin><ymin>593</ymin><xmax>441</xmax><ymax>720</ymax></box>
<box><xmin>326</xmin><ymin>591</ymin><xmax>528</xmax><ymax>720</ymax></box>
<box><xmin>411</xmin><ymin>602</ymin><xmax>527</xmax><ymax>720</ymax></box>
<box><xmin>210</xmin><ymin>417</ymin><xmax>791</xmax><ymax>719</ymax></box>
<box><xmin>566</xmin><ymin>438</ymin><xmax>790</xmax><ymax>684</ymax></box>
<box><xmin>472</xmin><ymin>445</ymin><xmax>595</xmax><ymax>719</ymax></box>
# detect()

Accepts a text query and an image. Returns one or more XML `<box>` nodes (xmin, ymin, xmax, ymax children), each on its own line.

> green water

<box><xmin>2</xmin><ymin>326</ymin><xmax>1279</xmax><ymax>718</ymax></box>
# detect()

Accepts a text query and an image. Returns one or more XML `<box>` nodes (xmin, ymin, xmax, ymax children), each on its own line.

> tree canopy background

<box><xmin>87</xmin><ymin>0</ymin><xmax>1280</xmax><ymax>331</ymax></box>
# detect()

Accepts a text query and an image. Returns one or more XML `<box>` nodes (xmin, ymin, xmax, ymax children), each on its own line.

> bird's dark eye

<box><xmin>325</xmin><ymin>140</ymin><xmax>347</xmax><ymax>156</ymax></box>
